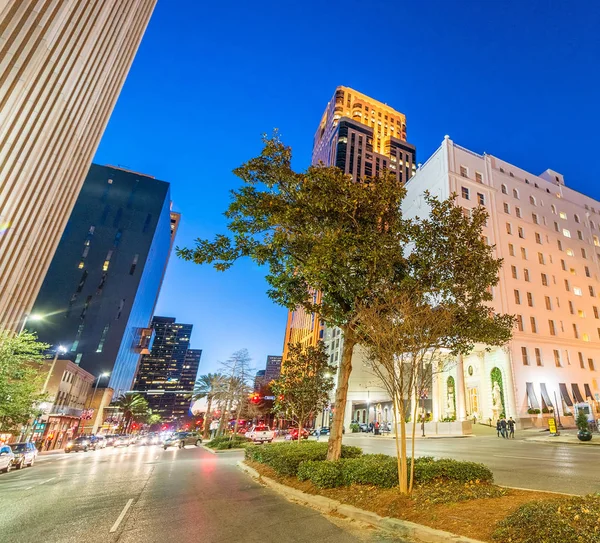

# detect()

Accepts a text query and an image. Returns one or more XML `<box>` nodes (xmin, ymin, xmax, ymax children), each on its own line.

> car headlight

<box><xmin>67</xmin><ymin>442</ymin><xmax>73</xmax><ymax>447</ymax></box>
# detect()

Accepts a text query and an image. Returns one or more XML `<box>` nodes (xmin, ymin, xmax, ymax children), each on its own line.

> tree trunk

<box><xmin>327</xmin><ymin>325</ymin><xmax>357</xmax><ymax>461</ymax></box>
<box><xmin>232</xmin><ymin>398</ymin><xmax>244</xmax><ymax>440</ymax></box>
<box><xmin>392</xmin><ymin>395</ymin><xmax>403</xmax><ymax>493</ymax></box>
<box><xmin>398</xmin><ymin>399</ymin><xmax>408</xmax><ymax>494</ymax></box>
<box><xmin>218</xmin><ymin>398</ymin><xmax>231</xmax><ymax>436</ymax></box>
<box><xmin>203</xmin><ymin>397</ymin><xmax>213</xmax><ymax>439</ymax></box>
<box><xmin>297</xmin><ymin>417</ymin><xmax>303</xmax><ymax>443</ymax></box>
<box><xmin>409</xmin><ymin>385</ymin><xmax>419</xmax><ymax>494</ymax></box>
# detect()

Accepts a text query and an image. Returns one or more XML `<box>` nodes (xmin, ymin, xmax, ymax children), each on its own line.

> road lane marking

<box><xmin>110</xmin><ymin>498</ymin><xmax>134</xmax><ymax>533</ymax></box>
<box><xmin>493</xmin><ymin>454</ymin><xmax>542</xmax><ymax>461</ymax></box>
<box><xmin>38</xmin><ymin>477</ymin><xmax>55</xmax><ymax>486</ymax></box>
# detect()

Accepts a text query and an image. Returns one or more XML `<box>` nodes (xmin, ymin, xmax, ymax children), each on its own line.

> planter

<box><xmin>577</xmin><ymin>429</ymin><xmax>592</xmax><ymax>442</ymax></box>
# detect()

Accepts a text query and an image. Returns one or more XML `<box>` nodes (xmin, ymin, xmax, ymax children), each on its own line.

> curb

<box><xmin>201</xmin><ymin>445</ymin><xmax>246</xmax><ymax>455</ymax></box>
<box><xmin>237</xmin><ymin>461</ymin><xmax>485</xmax><ymax>543</ymax></box>
<box><xmin>524</xmin><ymin>437</ymin><xmax>600</xmax><ymax>447</ymax></box>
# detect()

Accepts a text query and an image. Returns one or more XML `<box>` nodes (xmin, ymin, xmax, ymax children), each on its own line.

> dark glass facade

<box><xmin>133</xmin><ymin>317</ymin><xmax>202</xmax><ymax>421</ymax></box>
<box><xmin>264</xmin><ymin>355</ymin><xmax>283</xmax><ymax>383</ymax></box>
<box><xmin>29</xmin><ymin>165</ymin><xmax>176</xmax><ymax>397</ymax></box>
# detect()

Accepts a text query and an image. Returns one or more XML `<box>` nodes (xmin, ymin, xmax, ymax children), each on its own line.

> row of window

<box><xmin>518</xmin><ymin>313</ymin><xmax>600</xmax><ymax>342</ymax></box>
<box><xmin>521</xmin><ymin>346</ymin><xmax>596</xmax><ymax>371</ymax></box>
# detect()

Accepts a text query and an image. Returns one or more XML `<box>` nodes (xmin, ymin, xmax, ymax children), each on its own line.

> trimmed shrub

<box><xmin>245</xmin><ymin>441</ymin><xmax>362</xmax><ymax>476</ymax></box>
<box><xmin>298</xmin><ymin>460</ymin><xmax>344</xmax><ymax>488</ymax></box>
<box><xmin>413</xmin><ymin>457</ymin><xmax>493</xmax><ymax>484</ymax></box>
<box><xmin>207</xmin><ymin>435</ymin><xmax>250</xmax><ymax>449</ymax></box>
<box><xmin>492</xmin><ymin>495</ymin><xmax>600</xmax><ymax>543</ymax></box>
<box><xmin>342</xmin><ymin>454</ymin><xmax>399</xmax><ymax>488</ymax></box>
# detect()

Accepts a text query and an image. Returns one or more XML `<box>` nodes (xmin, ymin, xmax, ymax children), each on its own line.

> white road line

<box><xmin>24</xmin><ymin>486</ymin><xmax>33</xmax><ymax>490</ymax></box>
<box><xmin>38</xmin><ymin>477</ymin><xmax>55</xmax><ymax>486</ymax></box>
<box><xmin>493</xmin><ymin>454</ymin><xmax>547</xmax><ymax>461</ymax></box>
<box><xmin>110</xmin><ymin>498</ymin><xmax>134</xmax><ymax>533</ymax></box>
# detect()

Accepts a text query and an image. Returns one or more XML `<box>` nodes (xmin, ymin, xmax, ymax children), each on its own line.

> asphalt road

<box><xmin>342</xmin><ymin>431</ymin><xmax>600</xmax><ymax>495</ymax></box>
<box><xmin>0</xmin><ymin>445</ymin><xmax>403</xmax><ymax>543</ymax></box>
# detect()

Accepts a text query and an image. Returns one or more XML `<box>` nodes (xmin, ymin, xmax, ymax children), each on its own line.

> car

<box><xmin>286</xmin><ymin>428</ymin><xmax>309</xmax><ymax>440</ymax></box>
<box><xmin>163</xmin><ymin>432</ymin><xmax>202</xmax><ymax>450</ymax></box>
<box><xmin>113</xmin><ymin>435</ymin><xmax>130</xmax><ymax>447</ymax></box>
<box><xmin>244</xmin><ymin>425</ymin><xmax>275</xmax><ymax>443</ymax></box>
<box><xmin>92</xmin><ymin>435</ymin><xmax>107</xmax><ymax>449</ymax></box>
<box><xmin>65</xmin><ymin>436</ymin><xmax>95</xmax><ymax>452</ymax></box>
<box><xmin>137</xmin><ymin>434</ymin><xmax>161</xmax><ymax>446</ymax></box>
<box><xmin>10</xmin><ymin>442</ymin><xmax>38</xmax><ymax>469</ymax></box>
<box><xmin>358</xmin><ymin>423</ymin><xmax>369</xmax><ymax>432</ymax></box>
<box><xmin>104</xmin><ymin>434</ymin><xmax>118</xmax><ymax>446</ymax></box>
<box><xmin>0</xmin><ymin>445</ymin><xmax>15</xmax><ymax>473</ymax></box>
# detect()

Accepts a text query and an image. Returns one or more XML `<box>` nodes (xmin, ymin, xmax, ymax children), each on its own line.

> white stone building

<box><xmin>330</xmin><ymin>136</ymin><xmax>600</xmax><ymax>430</ymax></box>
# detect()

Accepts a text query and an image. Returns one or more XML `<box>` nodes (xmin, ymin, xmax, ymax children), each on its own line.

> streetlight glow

<box><xmin>28</xmin><ymin>314</ymin><xmax>44</xmax><ymax>322</ymax></box>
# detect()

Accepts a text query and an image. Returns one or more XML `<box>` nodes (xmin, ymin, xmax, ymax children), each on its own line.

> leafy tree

<box><xmin>193</xmin><ymin>373</ymin><xmax>227</xmax><ymax>438</ymax></box>
<box><xmin>216</xmin><ymin>349</ymin><xmax>253</xmax><ymax>437</ymax></box>
<box><xmin>0</xmin><ymin>331</ymin><xmax>49</xmax><ymax>435</ymax></box>
<box><xmin>178</xmin><ymin>136</ymin><xmax>409</xmax><ymax>459</ymax></box>
<box><xmin>114</xmin><ymin>392</ymin><xmax>148</xmax><ymax>433</ymax></box>
<box><xmin>272</xmin><ymin>342</ymin><xmax>335</xmax><ymax>441</ymax></box>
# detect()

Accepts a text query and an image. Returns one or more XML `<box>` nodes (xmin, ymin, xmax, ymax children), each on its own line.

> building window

<box><xmin>513</xmin><ymin>188</ymin><xmax>519</xmax><ymax>199</ymax></box>
<box><xmin>460</xmin><ymin>166</ymin><xmax>468</xmax><ymax>177</ymax></box>
<box><xmin>530</xmin><ymin>317</ymin><xmax>537</xmax><ymax>333</ymax></box>
<box><xmin>561</xmin><ymin>259</ymin><xmax>567</xmax><ymax>271</ymax></box>
<box><xmin>590</xmin><ymin>285</ymin><xmax>596</xmax><ymax>297</ymax></box>
<box><xmin>129</xmin><ymin>254</ymin><xmax>139</xmax><ymax>275</ymax></box>
<box><xmin>477</xmin><ymin>193</ymin><xmax>485</xmax><ymax>205</ymax></box>
<box><xmin>506</xmin><ymin>223</ymin><xmax>512</xmax><ymax>235</ymax></box>
<box><xmin>585</xmin><ymin>266</ymin><xmax>591</xmax><ymax>278</ymax></box>
<box><xmin>514</xmin><ymin>290</ymin><xmax>521</xmax><ymax>304</ymax></box>
<box><xmin>96</xmin><ymin>325</ymin><xmax>110</xmax><ymax>353</ymax></box>
<box><xmin>529</xmin><ymin>195</ymin><xmax>536</xmax><ymax>206</ymax></box>
<box><xmin>535</xmin><ymin>348</ymin><xmax>543</xmax><ymax>366</ymax></box>
<box><xmin>551</xmin><ymin>205</ymin><xmax>557</xmax><ymax>214</ymax></box>
<box><xmin>565</xmin><ymin>279</ymin><xmax>570</xmax><ymax>292</ymax></box>
<box><xmin>526</xmin><ymin>292</ymin><xmax>534</xmax><ymax>307</ymax></box>
<box><xmin>589</xmin><ymin>359</ymin><xmax>596</xmax><ymax>371</ymax></box>
<box><xmin>578</xmin><ymin>310</ymin><xmax>585</xmax><ymax>318</ymax></box>
<box><xmin>523</xmin><ymin>268</ymin><xmax>530</xmax><ymax>282</ymax></box>
<box><xmin>557</xmin><ymin>239</ymin><xmax>563</xmax><ymax>251</ymax></box>
<box><xmin>563</xmin><ymin>229</ymin><xmax>571</xmax><ymax>238</ymax></box>
<box><xmin>574</xmin><ymin>214</ymin><xmax>580</xmax><ymax>224</ymax></box>
<box><xmin>532</xmin><ymin>213</ymin><xmax>539</xmax><ymax>224</ymax></box>
<box><xmin>578</xmin><ymin>352</ymin><xmax>585</xmax><ymax>369</ymax></box>
<box><xmin>541</xmin><ymin>273</ymin><xmax>548</xmax><ymax>286</ymax></box>
<box><xmin>521</xmin><ymin>347</ymin><xmax>529</xmax><ymax>365</ymax></box>
<box><xmin>501</xmin><ymin>184</ymin><xmax>507</xmax><ymax>194</ymax></box>
<box><xmin>475</xmin><ymin>172</ymin><xmax>483</xmax><ymax>183</ymax></box>
<box><xmin>559</xmin><ymin>211</ymin><xmax>567</xmax><ymax>220</ymax></box>
<box><xmin>553</xmin><ymin>349</ymin><xmax>561</xmax><ymax>366</ymax></box>
<box><xmin>504</xmin><ymin>202</ymin><xmax>510</xmax><ymax>214</ymax></box>
<box><xmin>521</xmin><ymin>247</ymin><xmax>527</xmax><ymax>260</ymax></box>
<box><xmin>569</xmin><ymin>300</ymin><xmax>575</xmax><ymax>314</ymax></box>
<box><xmin>516</xmin><ymin>207</ymin><xmax>522</xmax><ymax>218</ymax></box>
<box><xmin>574</xmin><ymin>287</ymin><xmax>582</xmax><ymax>296</ymax></box>
<box><xmin>577</xmin><ymin>230</ymin><xmax>584</xmax><ymax>241</ymax></box>
<box><xmin>508</xmin><ymin>244</ymin><xmax>515</xmax><ymax>256</ymax></box>
<box><xmin>511</xmin><ymin>265</ymin><xmax>518</xmax><ymax>279</ymax></box>
<box><xmin>461</xmin><ymin>187</ymin><xmax>470</xmax><ymax>200</ymax></box>
<box><xmin>516</xmin><ymin>315</ymin><xmax>524</xmax><ymax>331</ymax></box>
<box><xmin>538</xmin><ymin>252</ymin><xmax>545</xmax><ymax>265</ymax></box>
<box><xmin>573</xmin><ymin>323</ymin><xmax>579</xmax><ymax>339</ymax></box>
<box><xmin>549</xmin><ymin>320</ymin><xmax>557</xmax><ymax>336</ymax></box>
<box><xmin>582</xmin><ymin>248</ymin><xmax>587</xmax><ymax>259</ymax></box>
<box><xmin>518</xmin><ymin>226</ymin><xmax>525</xmax><ymax>239</ymax></box>
<box><xmin>535</xmin><ymin>232</ymin><xmax>542</xmax><ymax>244</ymax></box>
<box><xmin>594</xmin><ymin>306</ymin><xmax>599</xmax><ymax>319</ymax></box>
<box><xmin>545</xmin><ymin>296</ymin><xmax>552</xmax><ymax>310</ymax></box>
<box><xmin>594</xmin><ymin>235</ymin><xmax>600</xmax><ymax>247</ymax></box>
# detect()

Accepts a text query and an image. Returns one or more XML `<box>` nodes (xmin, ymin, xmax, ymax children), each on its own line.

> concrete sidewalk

<box><xmin>524</xmin><ymin>429</ymin><xmax>600</xmax><ymax>446</ymax></box>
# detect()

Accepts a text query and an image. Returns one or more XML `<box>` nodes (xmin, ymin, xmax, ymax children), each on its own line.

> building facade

<box><xmin>133</xmin><ymin>317</ymin><xmax>202</xmax><ymax>422</ymax></box>
<box><xmin>400</xmin><ymin>136</ymin><xmax>600</xmax><ymax>427</ymax></box>
<box><xmin>29</xmin><ymin>165</ymin><xmax>178</xmax><ymax>397</ymax></box>
<box><xmin>283</xmin><ymin>86</ymin><xmax>417</xmax><ymax>362</ymax></box>
<box><xmin>0</xmin><ymin>0</ymin><xmax>157</xmax><ymax>332</ymax></box>
<box><xmin>264</xmin><ymin>355</ymin><xmax>283</xmax><ymax>384</ymax></box>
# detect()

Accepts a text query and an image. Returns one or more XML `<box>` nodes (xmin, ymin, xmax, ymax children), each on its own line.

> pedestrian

<box><xmin>496</xmin><ymin>419</ymin><xmax>502</xmax><ymax>437</ymax></box>
<box><xmin>507</xmin><ymin>417</ymin><xmax>515</xmax><ymax>439</ymax></box>
<box><xmin>500</xmin><ymin>417</ymin><xmax>508</xmax><ymax>438</ymax></box>
<box><xmin>210</xmin><ymin>420</ymin><xmax>218</xmax><ymax>439</ymax></box>
<box><xmin>368</xmin><ymin>421</ymin><xmax>374</xmax><ymax>433</ymax></box>
<box><xmin>315</xmin><ymin>426</ymin><xmax>320</xmax><ymax>441</ymax></box>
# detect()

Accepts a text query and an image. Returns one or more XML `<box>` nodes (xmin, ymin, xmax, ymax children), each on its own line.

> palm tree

<box><xmin>115</xmin><ymin>393</ymin><xmax>148</xmax><ymax>433</ymax></box>
<box><xmin>192</xmin><ymin>373</ymin><xmax>226</xmax><ymax>439</ymax></box>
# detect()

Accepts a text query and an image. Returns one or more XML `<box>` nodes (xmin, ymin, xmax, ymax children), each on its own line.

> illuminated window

<box><xmin>559</xmin><ymin>211</ymin><xmax>567</xmax><ymax>220</ymax></box>
<box><xmin>566</xmin><ymin>249</ymin><xmax>574</xmax><ymax>257</ymax></box>
<box><xmin>78</xmin><ymin>261</ymin><xmax>84</xmax><ymax>269</ymax></box>
<box><xmin>563</xmin><ymin>229</ymin><xmax>571</xmax><ymax>238</ymax></box>
<box><xmin>594</xmin><ymin>235</ymin><xmax>600</xmax><ymax>247</ymax></box>
<box><xmin>578</xmin><ymin>310</ymin><xmax>586</xmax><ymax>318</ymax></box>
<box><xmin>574</xmin><ymin>287</ymin><xmax>582</xmax><ymax>296</ymax></box>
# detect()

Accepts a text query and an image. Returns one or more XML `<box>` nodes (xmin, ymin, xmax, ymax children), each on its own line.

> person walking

<box><xmin>507</xmin><ymin>417</ymin><xmax>515</xmax><ymax>439</ymax></box>
<box><xmin>315</xmin><ymin>426</ymin><xmax>321</xmax><ymax>441</ymax></box>
<box><xmin>496</xmin><ymin>419</ymin><xmax>502</xmax><ymax>437</ymax></box>
<box><xmin>500</xmin><ymin>417</ymin><xmax>508</xmax><ymax>438</ymax></box>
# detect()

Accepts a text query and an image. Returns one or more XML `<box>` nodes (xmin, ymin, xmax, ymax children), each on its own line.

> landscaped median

<box><xmin>203</xmin><ymin>435</ymin><xmax>252</xmax><ymax>452</ymax></box>
<box><xmin>241</xmin><ymin>442</ymin><xmax>600</xmax><ymax>543</ymax></box>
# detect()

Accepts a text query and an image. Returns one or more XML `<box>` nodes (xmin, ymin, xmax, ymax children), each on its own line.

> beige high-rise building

<box><xmin>0</xmin><ymin>0</ymin><xmax>157</xmax><ymax>332</ymax></box>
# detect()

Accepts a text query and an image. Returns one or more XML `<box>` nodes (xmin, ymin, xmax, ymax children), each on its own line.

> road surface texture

<box><xmin>0</xmin><ymin>445</ymin><xmax>403</xmax><ymax>543</ymax></box>
<box><xmin>342</xmin><ymin>427</ymin><xmax>600</xmax><ymax>495</ymax></box>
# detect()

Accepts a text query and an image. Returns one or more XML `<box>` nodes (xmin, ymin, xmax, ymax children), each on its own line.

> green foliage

<box><xmin>492</xmin><ymin>494</ymin><xmax>600</xmax><ymax>543</ymax></box>
<box><xmin>0</xmin><ymin>331</ymin><xmax>49</xmax><ymax>434</ymax></box>
<box><xmin>349</xmin><ymin>423</ymin><xmax>360</xmax><ymax>433</ymax></box>
<box><xmin>296</xmin><ymin>455</ymin><xmax>492</xmax><ymax>489</ymax></box>
<box><xmin>192</xmin><ymin>373</ymin><xmax>227</xmax><ymax>403</ymax></box>
<box><xmin>527</xmin><ymin>408</ymin><xmax>541</xmax><ymax>414</ymax></box>
<box><xmin>490</xmin><ymin>367</ymin><xmax>506</xmax><ymax>414</ymax></box>
<box><xmin>114</xmin><ymin>393</ymin><xmax>149</xmax><ymax>429</ymax></box>
<box><xmin>576</xmin><ymin>409</ymin><xmax>589</xmax><ymax>432</ymax></box>
<box><xmin>245</xmin><ymin>441</ymin><xmax>361</xmax><ymax>476</ymax></box>
<box><xmin>207</xmin><ymin>435</ymin><xmax>251</xmax><ymax>449</ymax></box>
<box><xmin>272</xmin><ymin>342</ymin><xmax>335</xmax><ymax>431</ymax></box>
<box><xmin>414</xmin><ymin>480</ymin><xmax>508</xmax><ymax>505</ymax></box>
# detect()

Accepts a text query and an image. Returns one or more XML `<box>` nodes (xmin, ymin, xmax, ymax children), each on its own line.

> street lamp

<box><xmin>19</xmin><ymin>313</ymin><xmax>43</xmax><ymax>334</ymax></box>
<box><xmin>41</xmin><ymin>344</ymin><xmax>67</xmax><ymax>393</ymax></box>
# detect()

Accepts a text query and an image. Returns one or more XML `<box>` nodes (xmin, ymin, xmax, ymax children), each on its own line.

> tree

<box><xmin>114</xmin><ymin>393</ymin><xmax>149</xmax><ymax>433</ymax></box>
<box><xmin>192</xmin><ymin>373</ymin><xmax>227</xmax><ymax>439</ymax></box>
<box><xmin>271</xmin><ymin>342</ymin><xmax>335</xmax><ymax>441</ymax></box>
<box><xmin>0</xmin><ymin>331</ymin><xmax>49</xmax><ymax>435</ymax></box>
<box><xmin>357</xmin><ymin>195</ymin><xmax>514</xmax><ymax>494</ymax></box>
<box><xmin>178</xmin><ymin>136</ymin><xmax>410</xmax><ymax>459</ymax></box>
<box><xmin>216</xmin><ymin>349</ymin><xmax>253</xmax><ymax>437</ymax></box>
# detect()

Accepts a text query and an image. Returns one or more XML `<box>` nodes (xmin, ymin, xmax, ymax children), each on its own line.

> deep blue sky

<box><xmin>94</xmin><ymin>0</ymin><xmax>600</xmax><ymax>374</ymax></box>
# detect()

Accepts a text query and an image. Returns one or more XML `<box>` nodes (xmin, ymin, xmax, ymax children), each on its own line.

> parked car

<box><xmin>10</xmin><ymin>442</ymin><xmax>38</xmax><ymax>469</ymax></box>
<box><xmin>163</xmin><ymin>432</ymin><xmax>202</xmax><ymax>449</ymax></box>
<box><xmin>286</xmin><ymin>428</ymin><xmax>309</xmax><ymax>440</ymax></box>
<box><xmin>0</xmin><ymin>445</ymin><xmax>15</xmax><ymax>473</ymax></box>
<box><xmin>245</xmin><ymin>425</ymin><xmax>275</xmax><ymax>443</ymax></box>
<box><xmin>358</xmin><ymin>423</ymin><xmax>369</xmax><ymax>432</ymax></box>
<box><xmin>65</xmin><ymin>436</ymin><xmax>95</xmax><ymax>453</ymax></box>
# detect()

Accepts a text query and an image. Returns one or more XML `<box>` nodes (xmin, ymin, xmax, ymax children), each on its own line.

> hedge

<box><xmin>297</xmin><ymin>455</ymin><xmax>493</xmax><ymax>489</ymax></box>
<box><xmin>244</xmin><ymin>441</ymin><xmax>362</xmax><ymax>476</ymax></box>
<box><xmin>492</xmin><ymin>494</ymin><xmax>600</xmax><ymax>543</ymax></box>
<box><xmin>206</xmin><ymin>435</ymin><xmax>251</xmax><ymax>450</ymax></box>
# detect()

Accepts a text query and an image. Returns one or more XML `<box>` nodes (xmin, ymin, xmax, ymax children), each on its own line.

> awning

<box><xmin>572</xmin><ymin>384</ymin><xmax>585</xmax><ymax>404</ymax></box>
<box><xmin>526</xmin><ymin>382</ymin><xmax>540</xmax><ymax>410</ymax></box>
<box><xmin>539</xmin><ymin>383</ymin><xmax>553</xmax><ymax>408</ymax></box>
<box><xmin>584</xmin><ymin>384</ymin><xmax>594</xmax><ymax>401</ymax></box>
<box><xmin>559</xmin><ymin>383</ymin><xmax>573</xmax><ymax>407</ymax></box>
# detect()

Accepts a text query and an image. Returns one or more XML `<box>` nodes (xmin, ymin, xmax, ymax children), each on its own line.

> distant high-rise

<box><xmin>283</xmin><ymin>87</ymin><xmax>417</xmax><ymax>360</ymax></box>
<box><xmin>254</xmin><ymin>370</ymin><xmax>266</xmax><ymax>392</ymax></box>
<box><xmin>0</xmin><ymin>1</ymin><xmax>157</xmax><ymax>332</ymax></box>
<box><xmin>29</xmin><ymin>165</ymin><xmax>177</xmax><ymax>397</ymax></box>
<box><xmin>133</xmin><ymin>317</ymin><xmax>202</xmax><ymax>422</ymax></box>
<box><xmin>264</xmin><ymin>355</ymin><xmax>283</xmax><ymax>384</ymax></box>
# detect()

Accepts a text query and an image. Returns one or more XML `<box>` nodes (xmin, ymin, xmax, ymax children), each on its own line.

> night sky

<box><xmin>93</xmin><ymin>0</ymin><xmax>600</xmax><ymax>374</ymax></box>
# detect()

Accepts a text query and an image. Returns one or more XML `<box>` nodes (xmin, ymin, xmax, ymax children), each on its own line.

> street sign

<box><xmin>548</xmin><ymin>417</ymin><xmax>557</xmax><ymax>434</ymax></box>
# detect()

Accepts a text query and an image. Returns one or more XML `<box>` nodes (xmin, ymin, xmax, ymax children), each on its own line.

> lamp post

<box><xmin>19</xmin><ymin>313</ymin><xmax>43</xmax><ymax>334</ymax></box>
<box><xmin>41</xmin><ymin>345</ymin><xmax>67</xmax><ymax>393</ymax></box>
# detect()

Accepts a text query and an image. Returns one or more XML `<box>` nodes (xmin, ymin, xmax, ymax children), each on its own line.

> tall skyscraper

<box><xmin>283</xmin><ymin>86</ymin><xmax>417</xmax><ymax>361</ymax></box>
<box><xmin>133</xmin><ymin>317</ymin><xmax>202</xmax><ymax>422</ymax></box>
<box><xmin>264</xmin><ymin>355</ymin><xmax>283</xmax><ymax>384</ymax></box>
<box><xmin>29</xmin><ymin>165</ymin><xmax>177</xmax><ymax>397</ymax></box>
<box><xmin>0</xmin><ymin>0</ymin><xmax>157</xmax><ymax>332</ymax></box>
